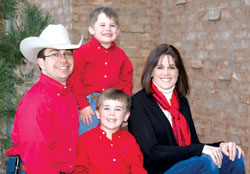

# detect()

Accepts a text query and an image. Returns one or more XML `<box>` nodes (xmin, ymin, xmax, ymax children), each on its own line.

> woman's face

<box><xmin>152</xmin><ymin>54</ymin><xmax>179</xmax><ymax>90</ymax></box>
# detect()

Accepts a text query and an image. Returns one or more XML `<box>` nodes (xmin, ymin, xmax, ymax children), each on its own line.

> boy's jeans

<box><xmin>164</xmin><ymin>151</ymin><xmax>245</xmax><ymax>174</ymax></box>
<box><xmin>19</xmin><ymin>161</ymin><xmax>26</xmax><ymax>174</ymax></box>
<box><xmin>78</xmin><ymin>93</ymin><xmax>100</xmax><ymax>136</ymax></box>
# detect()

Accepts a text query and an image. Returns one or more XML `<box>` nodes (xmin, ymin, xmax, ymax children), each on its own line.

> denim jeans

<box><xmin>19</xmin><ymin>160</ymin><xmax>26</xmax><ymax>174</ymax></box>
<box><xmin>78</xmin><ymin>93</ymin><xmax>100</xmax><ymax>136</ymax></box>
<box><xmin>164</xmin><ymin>151</ymin><xmax>245</xmax><ymax>174</ymax></box>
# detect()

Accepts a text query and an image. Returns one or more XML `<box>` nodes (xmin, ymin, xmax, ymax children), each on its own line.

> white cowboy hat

<box><xmin>20</xmin><ymin>24</ymin><xmax>83</xmax><ymax>63</ymax></box>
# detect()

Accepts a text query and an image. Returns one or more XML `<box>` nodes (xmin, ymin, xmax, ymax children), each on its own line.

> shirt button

<box><xmin>57</xmin><ymin>93</ymin><xmax>60</xmax><ymax>96</ymax></box>
<box><xmin>64</xmin><ymin>86</ymin><xmax>67</xmax><ymax>89</ymax></box>
<box><xmin>118</xmin><ymin>136</ymin><xmax>121</xmax><ymax>138</ymax></box>
<box><xmin>105</xmin><ymin>62</ymin><xmax>108</xmax><ymax>65</ymax></box>
<box><xmin>104</xmin><ymin>75</ymin><xmax>107</xmax><ymax>78</ymax></box>
<box><xmin>70</xmin><ymin>165</ymin><xmax>72</xmax><ymax>168</ymax></box>
<box><xmin>69</xmin><ymin>148</ymin><xmax>72</xmax><ymax>151</ymax></box>
<box><xmin>111</xmin><ymin>144</ymin><xmax>113</xmax><ymax>147</ymax></box>
<box><xmin>102</xmin><ymin>132</ymin><xmax>105</xmax><ymax>134</ymax></box>
<box><xmin>113</xmin><ymin>159</ymin><xmax>116</xmax><ymax>162</ymax></box>
<box><xmin>98</xmin><ymin>47</ymin><xmax>100</xmax><ymax>49</ymax></box>
<box><xmin>102</xmin><ymin>88</ymin><xmax>105</xmax><ymax>91</ymax></box>
<box><xmin>105</xmin><ymin>50</ymin><xmax>108</xmax><ymax>53</ymax></box>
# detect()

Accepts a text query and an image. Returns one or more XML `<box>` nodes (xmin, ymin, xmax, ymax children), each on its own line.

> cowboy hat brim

<box><xmin>20</xmin><ymin>36</ymin><xmax>83</xmax><ymax>63</ymax></box>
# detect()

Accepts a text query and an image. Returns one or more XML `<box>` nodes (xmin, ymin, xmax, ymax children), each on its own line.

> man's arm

<box><xmin>16</xmin><ymin>98</ymin><xmax>59</xmax><ymax>174</ymax></box>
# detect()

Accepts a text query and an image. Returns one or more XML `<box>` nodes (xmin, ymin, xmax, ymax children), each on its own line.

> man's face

<box><xmin>88</xmin><ymin>13</ymin><xmax>120</xmax><ymax>49</ymax></box>
<box><xmin>37</xmin><ymin>48</ymin><xmax>74</xmax><ymax>85</ymax></box>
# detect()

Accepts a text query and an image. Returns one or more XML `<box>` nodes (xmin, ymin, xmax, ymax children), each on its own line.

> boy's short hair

<box><xmin>88</xmin><ymin>6</ymin><xmax>119</xmax><ymax>27</ymax></box>
<box><xmin>96</xmin><ymin>88</ymin><xmax>131</xmax><ymax>113</ymax></box>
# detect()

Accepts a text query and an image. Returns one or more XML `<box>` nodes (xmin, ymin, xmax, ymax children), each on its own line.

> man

<box><xmin>6</xmin><ymin>24</ymin><xmax>82</xmax><ymax>174</ymax></box>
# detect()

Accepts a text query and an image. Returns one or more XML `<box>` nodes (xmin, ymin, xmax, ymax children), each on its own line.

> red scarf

<box><xmin>151</xmin><ymin>83</ymin><xmax>191</xmax><ymax>146</ymax></box>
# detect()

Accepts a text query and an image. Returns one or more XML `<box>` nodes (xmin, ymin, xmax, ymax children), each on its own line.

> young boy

<box><xmin>69</xmin><ymin>6</ymin><xmax>133</xmax><ymax>135</ymax></box>
<box><xmin>73</xmin><ymin>88</ymin><xmax>147</xmax><ymax>174</ymax></box>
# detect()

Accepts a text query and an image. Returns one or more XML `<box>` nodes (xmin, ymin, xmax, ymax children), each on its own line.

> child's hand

<box><xmin>80</xmin><ymin>106</ymin><xmax>95</xmax><ymax>125</ymax></box>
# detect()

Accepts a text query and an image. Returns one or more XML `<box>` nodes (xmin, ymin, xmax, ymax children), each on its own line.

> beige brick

<box><xmin>218</xmin><ymin>70</ymin><xmax>232</xmax><ymax>81</ymax></box>
<box><xmin>190</xmin><ymin>59</ymin><xmax>203</xmax><ymax>69</ymax></box>
<box><xmin>120</xmin><ymin>16</ymin><xmax>137</xmax><ymax>25</ymax></box>
<box><xmin>122</xmin><ymin>24</ymin><xmax>144</xmax><ymax>32</ymax></box>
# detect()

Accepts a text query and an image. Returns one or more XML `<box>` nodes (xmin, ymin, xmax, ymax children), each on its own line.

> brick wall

<box><xmin>31</xmin><ymin>0</ymin><xmax>73</xmax><ymax>29</ymax></box>
<box><xmin>160</xmin><ymin>1</ymin><xmax>250</xmax><ymax>172</ymax></box>
<box><xmin>25</xmin><ymin>0</ymin><xmax>250</xmax><ymax>173</ymax></box>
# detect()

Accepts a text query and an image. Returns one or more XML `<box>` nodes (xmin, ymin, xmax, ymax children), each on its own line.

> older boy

<box><xmin>6</xmin><ymin>24</ymin><xmax>82</xmax><ymax>174</ymax></box>
<box><xmin>73</xmin><ymin>88</ymin><xmax>147</xmax><ymax>174</ymax></box>
<box><xmin>68</xmin><ymin>6</ymin><xmax>133</xmax><ymax>135</ymax></box>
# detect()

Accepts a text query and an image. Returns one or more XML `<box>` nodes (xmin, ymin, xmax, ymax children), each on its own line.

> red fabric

<box><xmin>73</xmin><ymin>124</ymin><xmax>147</xmax><ymax>174</ymax></box>
<box><xmin>68</xmin><ymin>36</ymin><xmax>133</xmax><ymax>110</ymax></box>
<box><xmin>151</xmin><ymin>83</ymin><xmax>191</xmax><ymax>146</ymax></box>
<box><xmin>6</xmin><ymin>73</ymin><xmax>79</xmax><ymax>174</ymax></box>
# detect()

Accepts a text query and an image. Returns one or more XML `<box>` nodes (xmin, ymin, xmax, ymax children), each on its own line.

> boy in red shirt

<box><xmin>69</xmin><ymin>6</ymin><xmax>133</xmax><ymax>135</ymax></box>
<box><xmin>73</xmin><ymin>88</ymin><xmax>147</xmax><ymax>174</ymax></box>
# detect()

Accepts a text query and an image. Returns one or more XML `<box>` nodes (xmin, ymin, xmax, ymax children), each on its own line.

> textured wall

<box><xmin>31</xmin><ymin>0</ymin><xmax>73</xmax><ymax>31</ymax></box>
<box><xmin>25</xmin><ymin>0</ymin><xmax>250</xmax><ymax>173</ymax></box>
<box><xmin>160</xmin><ymin>1</ymin><xmax>250</xmax><ymax>172</ymax></box>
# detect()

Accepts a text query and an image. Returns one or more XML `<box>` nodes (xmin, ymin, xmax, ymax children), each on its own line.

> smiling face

<box><xmin>152</xmin><ymin>54</ymin><xmax>179</xmax><ymax>90</ymax></box>
<box><xmin>96</xmin><ymin>99</ymin><xmax>129</xmax><ymax>136</ymax></box>
<box><xmin>37</xmin><ymin>48</ymin><xmax>74</xmax><ymax>85</ymax></box>
<box><xmin>88</xmin><ymin>13</ymin><xmax>120</xmax><ymax>48</ymax></box>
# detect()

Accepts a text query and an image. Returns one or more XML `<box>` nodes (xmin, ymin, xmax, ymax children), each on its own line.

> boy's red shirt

<box><xmin>73</xmin><ymin>124</ymin><xmax>147</xmax><ymax>174</ymax></box>
<box><xmin>68</xmin><ymin>36</ymin><xmax>133</xmax><ymax>110</ymax></box>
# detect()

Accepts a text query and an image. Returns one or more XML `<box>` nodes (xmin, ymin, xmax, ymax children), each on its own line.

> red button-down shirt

<box><xmin>73</xmin><ymin>124</ymin><xmax>147</xmax><ymax>174</ymax></box>
<box><xmin>6</xmin><ymin>73</ymin><xmax>79</xmax><ymax>174</ymax></box>
<box><xmin>68</xmin><ymin>36</ymin><xmax>133</xmax><ymax>110</ymax></box>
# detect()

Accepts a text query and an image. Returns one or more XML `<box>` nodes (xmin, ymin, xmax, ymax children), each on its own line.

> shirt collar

<box><xmin>152</xmin><ymin>80</ymin><xmax>175</xmax><ymax>103</ymax></box>
<box><xmin>91</xmin><ymin>36</ymin><xmax>116</xmax><ymax>50</ymax></box>
<box><xmin>96</xmin><ymin>123</ymin><xmax>122</xmax><ymax>139</ymax></box>
<box><xmin>40</xmin><ymin>73</ymin><xmax>70</xmax><ymax>96</ymax></box>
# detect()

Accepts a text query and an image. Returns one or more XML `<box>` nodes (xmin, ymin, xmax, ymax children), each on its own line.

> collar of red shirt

<box><xmin>96</xmin><ymin>123</ymin><xmax>122</xmax><ymax>139</ymax></box>
<box><xmin>40</xmin><ymin>73</ymin><xmax>72</xmax><ymax>96</ymax></box>
<box><xmin>91</xmin><ymin>36</ymin><xmax>116</xmax><ymax>50</ymax></box>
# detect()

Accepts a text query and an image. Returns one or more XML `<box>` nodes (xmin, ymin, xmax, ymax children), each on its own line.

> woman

<box><xmin>128</xmin><ymin>44</ymin><xmax>245</xmax><ymax>174</ymax></box>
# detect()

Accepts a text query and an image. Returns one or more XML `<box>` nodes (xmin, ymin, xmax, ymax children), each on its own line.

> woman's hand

<box><xmin>219</xmin><ymin>142</ymin><xmax>244</xmax><ymax>161</ymax></box>
<box><xmin>79</xmin><ymin>106</ymin><xmax>95</xmax><ymax>126</ymax></box>
<box><xmin>202</xmin><ymin>145</ymin><xmax>223</xmax><ymax>168</ymax></box>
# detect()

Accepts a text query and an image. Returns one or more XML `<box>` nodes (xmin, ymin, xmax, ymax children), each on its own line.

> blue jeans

<box><xmin>164</xmin><ymin>151</ymin><xmax>245</xmax><ymax>174</ymax></box>
<box><xmin>6</xmin><ymin>156</ymin><xmax>26</xmax><ymax>174</ymax></box>
<box><xmin>19</xmin><ymin>161</ymin><xmax>26</xmax><ymax>174</ymax></box>
<box><xmin>78</xmin><ymin>93</ymin><xmax>100</xmax><ymax>136</ymax></box>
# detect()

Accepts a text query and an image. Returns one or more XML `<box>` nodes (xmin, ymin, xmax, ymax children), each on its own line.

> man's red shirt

<box><xmin>68</xmin><ymin>36</ymin><xmax>133</xmax><ymax>110</ymax></box>
<box><xmin>6</xmin><ymin>73</ymin><xmax>79</xmax><ymax>174</ymax></box>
